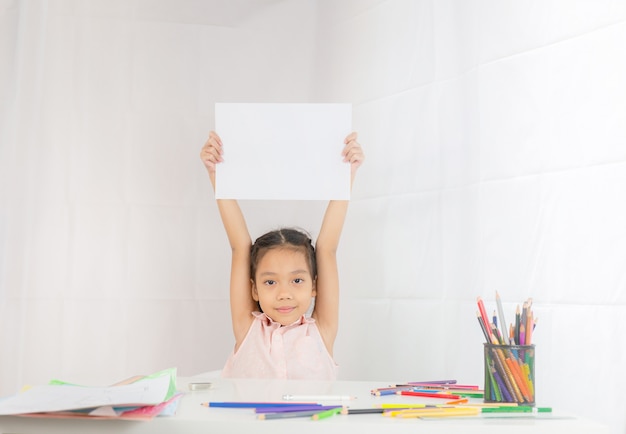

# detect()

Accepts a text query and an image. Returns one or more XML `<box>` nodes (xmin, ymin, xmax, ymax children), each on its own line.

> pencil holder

<box><xmin>483</xmin><ymin>344</ymin><xmax>535</xmax><ymax>406</ymax></box>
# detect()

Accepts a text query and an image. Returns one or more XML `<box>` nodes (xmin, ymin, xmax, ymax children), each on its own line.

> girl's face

<box><xmin>252</xmin><ymin>247</ymin><xmax>316</xmax><ymax>326</ymax></box>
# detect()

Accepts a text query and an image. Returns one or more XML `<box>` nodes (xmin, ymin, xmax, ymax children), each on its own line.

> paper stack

<box><xmin>0</xmin><ymin>367</ymin><xmax>181</xmax><ymax>420</ymax></box>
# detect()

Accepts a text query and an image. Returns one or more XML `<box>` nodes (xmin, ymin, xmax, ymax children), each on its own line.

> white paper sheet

<box><xmin>214</xmin><ymin>103</ymin><xmax>352</xmax><ymax>200</ymax></box>
<box><xmin>0</xmin><ymin>375</ymin><xmax>171</xmax><ymax>415</ymax></box>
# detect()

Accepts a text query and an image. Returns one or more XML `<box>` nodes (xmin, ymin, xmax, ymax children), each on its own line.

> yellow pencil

<box><xmin>384</xmin><ymin>407</ymin><xmax>456</xmax><ymax>417</ymax></box>
<box><xmin>379</xmin><ymin>403</ymin><xmax>432</xmax><ymax>409</ymax></box>
<box><xmin>394</xmin><ymin>408</ymin><xmax>480</xmax><ymax>418</ymax></box>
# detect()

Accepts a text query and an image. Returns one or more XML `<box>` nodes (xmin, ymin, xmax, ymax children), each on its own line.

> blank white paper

<box><xmin>214</xmin><ymin>103</ymin><xmax>352</xmax><ymax>200</ymax></box>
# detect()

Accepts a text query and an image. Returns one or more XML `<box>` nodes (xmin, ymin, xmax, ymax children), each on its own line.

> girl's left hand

<box><xmin>200</xmin><ymin>131</ymin><xmax>223</xmax><ymax>174</ymax></box>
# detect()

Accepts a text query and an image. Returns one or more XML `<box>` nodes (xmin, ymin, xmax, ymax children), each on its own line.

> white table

<box><xmin>0</xmin><ymin>375</ymin><xmax>610</xmax><ymax>434</ymax></box>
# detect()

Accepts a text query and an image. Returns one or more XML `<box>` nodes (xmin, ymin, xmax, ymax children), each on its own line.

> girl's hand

<box><xmin>342</xmin><ymin>132</ymin><xmax>365</xmax><ymax>181</ymax></box>
<box><xmin>200</xmin><ymin>131</ymin><xmax>223</xmax><ymax>174</ymax></box>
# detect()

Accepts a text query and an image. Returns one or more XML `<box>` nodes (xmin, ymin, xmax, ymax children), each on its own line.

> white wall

<box><xmin>1</xmin><ymin>1</ymin><xmax>625</xmax><ymax>433</ymax></box>
<box><xmin>313</xmin><ymin>1</ymin><xmax>626</xmax><ymax>433</ymax></box>
<box><xmin>0</xmin><ymin>0</ymin><xmax>319</xmax><ymax>387</ymax></box>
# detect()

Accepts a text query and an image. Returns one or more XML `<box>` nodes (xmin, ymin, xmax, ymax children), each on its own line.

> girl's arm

<box><xmin>200</xmin><ymin>131</ymin><xmax>256</xmax><ymax>348</ymax></box>
<box><xmin>312</xmin><ymin>132</ymin><xmax>364</xmax><ymax>355</ymax></box>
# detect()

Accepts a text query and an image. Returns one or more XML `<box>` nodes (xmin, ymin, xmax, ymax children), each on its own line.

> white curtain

<box><xmin>1</xmin><ymin>1</ymin><xmax>625</xmax><ymax>433</ymax></box>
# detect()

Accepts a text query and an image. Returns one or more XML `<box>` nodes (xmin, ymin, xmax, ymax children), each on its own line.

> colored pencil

<box><xmin>258</xmin><ymin>410</ymin><xmax>328</xmax><ymax>420</ymax></box>
<box><xmin>491</xmin><ymin>323</ymin><xmax>504</xmax><ymax>344</ymax></box>
<box><xmin>410</xmin><ymin>383</ymin><xmax>479</xmax><ymax>390</ymax></box>
<box><xmin>496</xmin><ymin>291</ymin><xmax>510</xmax><ymax>344</ymax></box>
<box><xmin>383</xmin><ymin>407</ymin><xmax>451</xmax><ymax>417</ymax></box>
<box><xmin>477</xmin><ymin>297</ymin><xmax>493</xmax><ymax>342</ymax></box>
<box><xmin>341</xmin><ymin>408</ymin><xmax>386</xmax><ymax>415</ymax></box>
<box><xmin>389</xmin><ymin>407</ymin><xmax>480</xmax><ymax>418</ymax></box>
<box><xmin>446</xmin><ymin>398</ymin><xmax>468</xmax><ymax>405</ymax></box>
<box><xmin>407</xmin><ymin>380</ymin><xmax>457</xmax><ymax>385</ymax></box>
<box><xmin>482</xmin><ymin>406</ymin><xmax>551</xmax><ymax>413</ymax></box>
<box><xmin>515</xmin><ymin>305</ymin><xmax>521</xmax><ymax>344</ymax></box>
<box><xmin>477</xmin><ymin>312</ymin><xmax>490</xmax><ymax>342</ymax></box>
<box><xmin>525</xmin><ymin>305</ymin><xmax>533</xmax><ymax>345</ymax></box>
<box><xmin>202</xmin><ymin>402</ymin><xmax>317</xmax><ymax>408</ymax></box>
<box><xmin>371</xmin><ymin>386</ymin><xmax>413</xmax><ymax>396</ymax></box>
<box><xmin>311</xmin><ymin>407</ymin><xmax>342</xmax><ymax>420</ymax></box>
<box><xmin>255</xmin><ymin>405</ymin><xmax>338</xmax><ymax>414</ymax></box>
<box><xmin>398</xmin><ymin>391</ymin><xmax>461</xmax><ymax>400</ymax></box>
<box><xmin>378</xmin><ymin>403</ymin><xmax>441</xmax><ymax>409</ymax></box>
<box><xmin>283</xmin><ymin>394</ymin><xmax>355</xmax><ymax>401</ymax></box>
<box><xmin>370</xmin><ymin>385</ymin><xmax>413</xmax><ymax>393</ymax></box>
<box><xmin>456</xmin><ymin>402</ymin><xmax>519</xmax><ymax>407</ymax></box>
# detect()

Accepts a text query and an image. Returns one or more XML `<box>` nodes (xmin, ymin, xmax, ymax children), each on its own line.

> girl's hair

<box><xmin>250</xmin><ymin>228</ymin><xmax>316</xmax><ymax>282</ymax></box>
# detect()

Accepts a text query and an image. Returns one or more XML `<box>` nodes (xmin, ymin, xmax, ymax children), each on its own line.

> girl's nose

<box><xmin>277</xmin><ymin>287</ymin><xmax>293</xmax><ymax>300</ymax></box>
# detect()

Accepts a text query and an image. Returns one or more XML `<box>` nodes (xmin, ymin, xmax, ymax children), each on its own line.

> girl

<box><xmin>200</xmin><ymin>131</ymin><xmax>364</xmax><ymax>380</ymax></box>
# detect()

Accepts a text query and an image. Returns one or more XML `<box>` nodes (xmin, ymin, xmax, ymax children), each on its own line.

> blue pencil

<box><xmin>255</xmin><ymin>405</ymin><xmax>339</xmax><ymax>414</ymax></box>
<box><xmin>202</xmin><ymin>402</ymin><xmax>321</xmax><ymax>409</ymax></box>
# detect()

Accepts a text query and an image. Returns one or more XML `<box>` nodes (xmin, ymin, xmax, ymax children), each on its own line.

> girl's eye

<box><xmin>293</xmin><ymin>278</ymin><xmax>304</xmax><ymax>284</ymax></box>
<box><xmin>264</xmin><ymin>280</ymin><xmax>276</xmax><ymax>286</ymax></box>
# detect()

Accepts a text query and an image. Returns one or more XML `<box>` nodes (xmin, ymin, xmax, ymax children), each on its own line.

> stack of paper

<box><xmin>0</xmin><ymin>368</ymin><xmax>181</xmax><ymax>420</ymax></box>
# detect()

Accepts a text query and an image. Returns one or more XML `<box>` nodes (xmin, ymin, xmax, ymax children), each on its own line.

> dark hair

<box><xmin>250</xmin><ymin>228</ymin><xmax>316</xmax><ymax>282</ymax></box>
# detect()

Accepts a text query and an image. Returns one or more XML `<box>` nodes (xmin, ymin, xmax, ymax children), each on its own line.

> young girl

<box><xmin>200</xmin><ymin>131</ymin><xmax>364</xmax><ymax>380</ymax></box>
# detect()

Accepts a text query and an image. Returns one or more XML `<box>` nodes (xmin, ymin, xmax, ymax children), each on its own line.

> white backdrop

<box><xmin>1</xmin><ymin>1</ymin><xmax>625</xmax><ymax>433</ymax></box>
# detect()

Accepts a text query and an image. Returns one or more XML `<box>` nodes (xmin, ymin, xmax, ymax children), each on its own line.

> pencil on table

<box><xmin>311</xmin><ymin>407</ymin><xmax>342</xmax><ymax>421</ymax></box>
<box><xmin>259</xmin><ymin>409</ymin><xmax>337</xmax><ymax>420</ymax></box>
<box><xmin>340</xmin><ymin>408</ymin><xmax>386</xmax><ymax>415</ymax></box>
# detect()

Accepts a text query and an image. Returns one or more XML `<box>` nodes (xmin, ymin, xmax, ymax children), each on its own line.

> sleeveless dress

<box><xmin>221</xmin><ymin>311</ymin><xmax>338</xmax><ymax>380</ymax></box>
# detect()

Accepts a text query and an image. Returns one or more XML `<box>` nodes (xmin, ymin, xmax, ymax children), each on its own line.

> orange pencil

<box><xmin>525</xmin><ymin>307</ymin><xmax>533</xmax><ymax>345</ymax></box>
<box><xmin>505</xmin><ymin>358</ymin><xmax>531</xmax><ymax>403</ymax></box>
<box><xmin>446</xmin><ymin>398</ymin><xmax>468</xmax><ymax>405</ymax></box>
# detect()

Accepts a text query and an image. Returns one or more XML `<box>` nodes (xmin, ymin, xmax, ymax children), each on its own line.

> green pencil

<box><xmin>482</xmin><ymin>406</ymin><xmax>551</xmax><ymax>413</ymax></box>
<box><xmin>312</xmin><ymin>407</ymin><xmax>342</xmax><ymax>420</ymax></box>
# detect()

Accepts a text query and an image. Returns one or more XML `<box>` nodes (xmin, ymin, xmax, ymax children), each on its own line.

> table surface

<box><xmin>0</xmin><ymin>374</ymin><xmax>610</xmax><ymax>434</ymax></box>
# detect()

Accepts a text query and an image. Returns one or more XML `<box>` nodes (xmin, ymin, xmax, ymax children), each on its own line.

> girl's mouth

<box><xmin>276</xmin><ymin>306</ymin><xmax>295</xmax><ymax>314</ymax></box>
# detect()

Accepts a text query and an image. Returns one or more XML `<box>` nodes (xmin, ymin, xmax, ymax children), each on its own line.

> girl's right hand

<box><xmin>200</xmin><ymin>131</ymin><xmax>223</xmax><ymax>174</ymax></box>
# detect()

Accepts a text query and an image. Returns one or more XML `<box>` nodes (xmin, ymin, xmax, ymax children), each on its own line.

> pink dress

<box><xmin>221</xmin><ymin>312</ymin><xmax>338</xmax><ymax>380</ymax></box>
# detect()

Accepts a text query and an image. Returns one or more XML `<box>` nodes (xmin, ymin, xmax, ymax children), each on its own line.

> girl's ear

<box><xmin>251</xmin><ymin>279</ymin><xmax>259</xmax><ymax>301</ymax></box>
<box><xmin>311</xmin><ymin>276</ymin><xmax>317</xmax><ymax>297</ymax></box>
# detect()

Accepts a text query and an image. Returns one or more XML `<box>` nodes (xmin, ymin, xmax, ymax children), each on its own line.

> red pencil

<box><xmin>397</xmin><ymin>391</ymin><xmax>461</xmax><ymax>400</ymax></box>
<box><xmin>477</xmin><ymin>297</ymin><xmax>493</xmax><ymax>342</ymax></box>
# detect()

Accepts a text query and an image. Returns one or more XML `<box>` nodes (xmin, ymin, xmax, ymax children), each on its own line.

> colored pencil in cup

<box><xmin>496</xmin><ymin>291</ymin><xmax>510</xmax><ymax>344</ymax></box>
<box><xmin>477</xmin><ymin>297</ymin><xmax>493</xmax><ymax>342</ymax></box>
